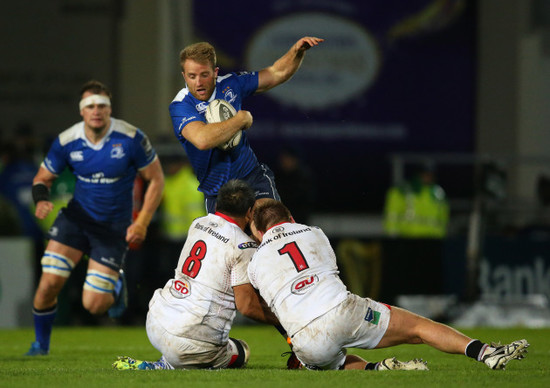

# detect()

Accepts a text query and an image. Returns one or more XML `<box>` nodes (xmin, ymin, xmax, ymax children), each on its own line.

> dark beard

<box><xmin>90</xmin><ymin>125</ymin><xmax>107</xmax><ymax>136</ymax></box>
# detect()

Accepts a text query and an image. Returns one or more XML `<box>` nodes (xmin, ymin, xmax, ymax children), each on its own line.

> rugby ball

<box><xmin>205</xmin><ymin>99</ymin><xmax>242</xmax><ymax>151</ymax></box>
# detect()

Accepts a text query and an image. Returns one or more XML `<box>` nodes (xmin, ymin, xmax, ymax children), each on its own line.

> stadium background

<box><xmin>1</xmin><ymin>0</ymin><xmax>550</xmax><ymax>327</ymax></box>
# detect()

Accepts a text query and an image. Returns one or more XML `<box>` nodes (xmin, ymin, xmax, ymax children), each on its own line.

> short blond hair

<box><xmin>179</xmin><ymin>42</ymin><xmax>216</xmax><ymax>69</ymax></box>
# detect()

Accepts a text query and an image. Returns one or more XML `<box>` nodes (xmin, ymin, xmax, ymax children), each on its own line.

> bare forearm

<box><xmin>257</xmin><ymin>36</ymin><xmax>324</xmax><ymax>93</ymax></box>
<box><xmin>33</xmin><ymin>166</ymin><xmax>56</xmax><ymax>188</ymax></box>
<box><xmin>184</xmin><ymin>111</ymin><xmax>252</xmax><ymax>150</ymax></box>
<box><xmin>126</xmin><ymin>158</ymin><xmax>164</xmax><ymax>245</ymax></box>
<box><xmin>138</xmin><ymin>176</ymin><xmax>164</xmax><ymax>222</ymax></box>
<box><xmin>234</xmin><ymin>284</ymin><xmax>280</xmax><ymax>325</ymax></box>
<box><xmin>200</xmin><ymin>120</ymin><xmax>243</xmax><ymax>148</ymax></box>
<box><xmin>242</xmin><ymin>304</ymin><xmax>280</xmax><ymax>326</ymax></box>
<box><xmin>270</xmin><ymin>47</ymin><xmax>306</xmax><ymax>83</ymax></box>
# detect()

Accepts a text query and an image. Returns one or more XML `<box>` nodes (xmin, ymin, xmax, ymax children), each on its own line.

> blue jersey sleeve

<box><xmin>169</xmin><ymin>98</ymin><xmax>205</xmax><ymax>145</ymax></box>
<box><xmin>132</xmin><ymin>129</ymin><xmax>157</xmax><ymax>169</ymax></box>
<box><xmin>43</xmin><ymin>137</ymin><xmax>67</xmax><ymax>175</ymax></box>
<box><xmin>233</xmin><ymin>71</ymin><xmax>259</xmax><ymax>100</ymax></box>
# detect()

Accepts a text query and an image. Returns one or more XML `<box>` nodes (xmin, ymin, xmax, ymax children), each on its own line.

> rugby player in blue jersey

<box><xmin>169</xmin><ymin>37</ymin><xmax>323</xmax><ymax>214</ymax></box>
<box><xmin>25</xmin><ymin>80</ymin><xmax>165</xmax><ymax>356</ymax></box>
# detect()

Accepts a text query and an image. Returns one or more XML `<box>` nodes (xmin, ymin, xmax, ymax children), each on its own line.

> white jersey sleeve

<box><xmin>248</xmin><ymin>222</ymin><xmax>348</xmax><ymax>336</ymax></box>
<box><xmin>147</xmin><ymin>213</ymin><xmax>257</xmax><ymax>345</ymax></box>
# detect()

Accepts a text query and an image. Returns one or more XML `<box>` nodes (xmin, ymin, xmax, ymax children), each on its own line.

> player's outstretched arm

<box><xmin>256</xmin><ymin>36</ymin><xmax>324</xmax><ymax>93</ymax></box>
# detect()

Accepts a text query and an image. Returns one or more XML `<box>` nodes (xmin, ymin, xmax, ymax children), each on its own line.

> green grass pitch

<box><xmin>1</xmin><ymin>325</ymin><xmax>548</xmax><ymax>388</ymax></box>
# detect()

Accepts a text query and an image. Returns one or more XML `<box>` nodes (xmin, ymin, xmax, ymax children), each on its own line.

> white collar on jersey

<box><xmin>207</xmin><ymin>87</ymin><xmax>218</xmax><ymax>103</ymax></box>
<box><xmin>80</xmin><ymin>118</ymin><xmax>115</xmax><ymax>150</ymax></box>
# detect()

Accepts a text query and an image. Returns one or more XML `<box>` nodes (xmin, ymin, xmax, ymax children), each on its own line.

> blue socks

<box><xmin>32</xmin><ymin>305</ymin><xmax>57</xmax><ymax>351</ymax></box>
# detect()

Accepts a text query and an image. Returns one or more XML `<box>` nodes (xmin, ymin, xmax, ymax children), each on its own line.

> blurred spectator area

<box><xmin>312</xmin><ymin>152</ymin><xmax>550</xmax><ymax>238</ymax></box>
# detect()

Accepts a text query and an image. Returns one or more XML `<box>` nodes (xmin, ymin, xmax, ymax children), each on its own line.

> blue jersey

<box><xmin>169</xmin><ymin>72</ymin><xmax>260</xmax><ymax>197</ymax></box>
<box><xmin>42</xmin><ymin>118</ymin><xmax>157</xmax><ymax>222</ymax></box>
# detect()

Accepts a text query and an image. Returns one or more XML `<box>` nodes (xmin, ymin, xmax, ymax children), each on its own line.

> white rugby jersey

<box><xmin>148</xmin><ymin>212</ymin><xmax>257</xmax><ymax>345</ymax></box>
<box><xmin>248</xmin><ymin>222</ymin><xmax>349</xmax><ymax>337</ymax></box>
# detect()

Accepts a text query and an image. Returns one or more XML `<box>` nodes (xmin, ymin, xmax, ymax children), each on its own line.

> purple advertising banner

<box><xmin>193</xmin><ymin>0</ymin><xmax>475</xmax><ymax>212</ymax></box>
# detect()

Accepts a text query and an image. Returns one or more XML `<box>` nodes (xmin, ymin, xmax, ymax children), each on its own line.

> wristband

<box><xmin>32</xmin><ymin>183</ymin><xmax>50</xmax><ymax>204</ymax></box>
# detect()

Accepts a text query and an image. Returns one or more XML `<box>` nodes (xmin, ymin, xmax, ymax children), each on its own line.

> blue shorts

<box><xmin>48</xmin><ymin>201</ymin><xmax>130</xmax><ymax>271</ymax></box>
<box><xmin>204</xmin><ymin>163</ymin><xmax>280</xmax><ymax>213</ymax></box>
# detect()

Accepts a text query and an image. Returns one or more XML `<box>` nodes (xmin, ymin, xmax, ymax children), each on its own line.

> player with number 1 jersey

<box><xmin>250</xmin><ymin>200</ymin><xmax>529</xmax><ymax>371</ymax></box>
<box><xmin>248</xmin><ymin>222</ymin><xmax>349</xmax><ymax>337</ymax></box>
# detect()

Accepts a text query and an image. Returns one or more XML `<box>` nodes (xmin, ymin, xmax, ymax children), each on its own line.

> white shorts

<box><xmin>290</xmin><ymin>294</ymin><xmax>391</xmax><ymax>370</ymax></box>
<box><xmin>146</xmin><ymin>311</ymin><xmax>238</xmax><ymax>369</ymax></box>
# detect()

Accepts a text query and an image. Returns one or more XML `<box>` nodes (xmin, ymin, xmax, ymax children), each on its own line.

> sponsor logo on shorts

<box><xmin>364</xmin><ymin>307</ymin><xmax>381</xmax><ymax>325</ymax></box>
<box><xmin>170</xmin><ymin>279</ymin><xmax>191</xmax><ymax>298</ymax></box>
<box><xmin>291</xmin><ymin>275</ymin><xmax>318</xmax><ymax>295</ymax></box>
<box><xmin>238</xmin><ymin>242</ymin><xmax>258</xmax><ymax>250</ymax></box>
<box><xmin>48</xmin><ymin>226</ymin><xmax>59</xmax><ymax>237</ymax></box>
<box><xmin>100</xmin><ymin>257</ymin><xmax>117</xmax><ymax>267</ymax></box>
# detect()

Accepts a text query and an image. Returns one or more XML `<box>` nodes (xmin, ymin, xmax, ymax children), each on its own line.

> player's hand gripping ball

<box><xmin>205</xmin><ymin>99</ymin><xmax>242</xmax><ymax>151</ymax></box>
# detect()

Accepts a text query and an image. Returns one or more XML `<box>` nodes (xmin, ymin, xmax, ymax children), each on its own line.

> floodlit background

<box><xmin>1</xmin><ymin>0</ymin><xmax>550</xmax><ymax>328</ymax></box>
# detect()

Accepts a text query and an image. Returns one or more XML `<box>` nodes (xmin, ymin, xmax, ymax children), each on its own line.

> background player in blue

<box><xmin>169</xmin><ymin>37</ymin><xmax>324</xmax><ymax>213</ymax></box>
<box><xmin>25</xmin><ymin>80</ymin><xmax>165</xmax><ymax>356</ymax></box>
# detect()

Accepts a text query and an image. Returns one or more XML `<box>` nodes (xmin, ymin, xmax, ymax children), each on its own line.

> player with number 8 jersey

<box><xmin>125</xmin><ymin>180</ymin><xmax>280</xmax><ymax>370</ymax></box>
<box><xmin>148</xmin><ymin>211</ymin><xmax>255</xmax><ymax>342</ymax></box>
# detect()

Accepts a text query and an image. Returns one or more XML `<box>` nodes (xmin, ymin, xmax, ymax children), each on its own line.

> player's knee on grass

<box><xmin>82</xmin><ymin>269</ymin><xmax>118</xmax><ymax>314</ymax></box>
